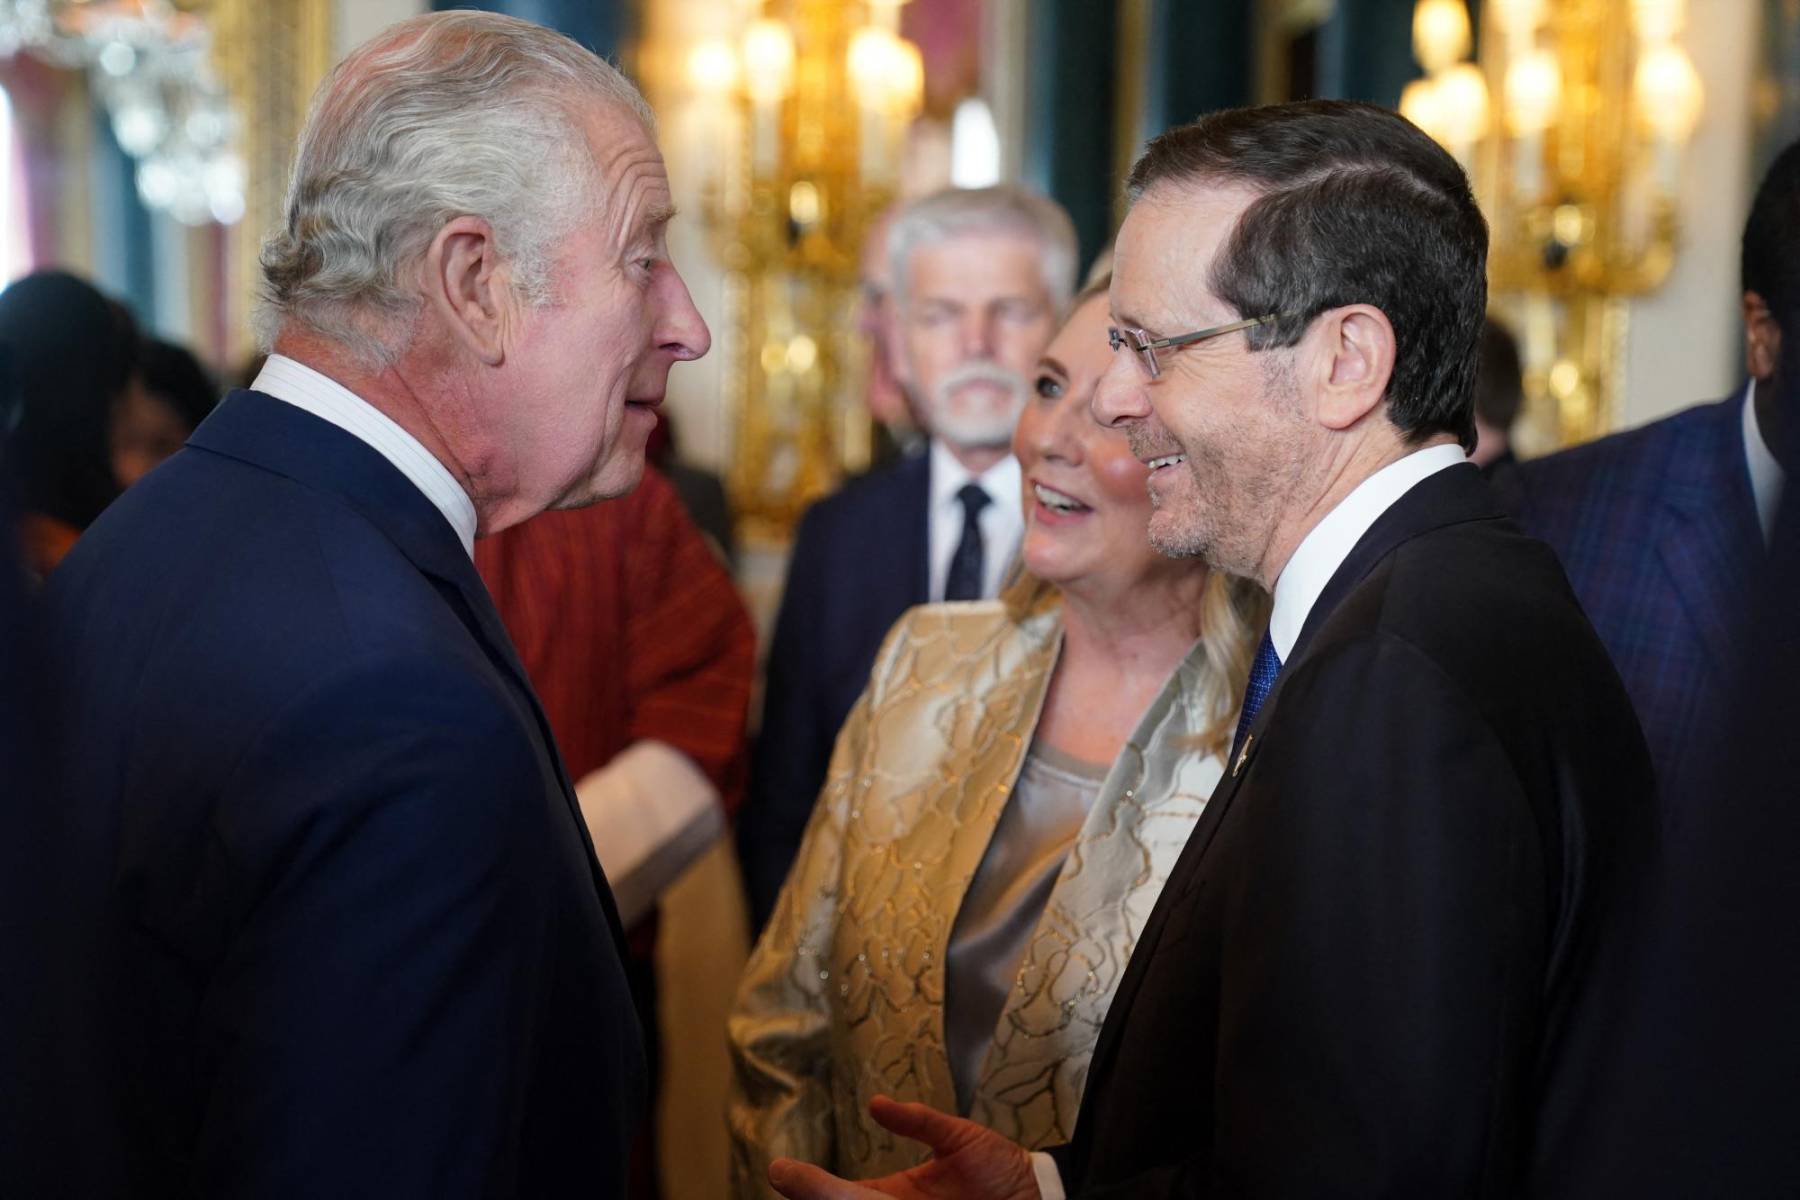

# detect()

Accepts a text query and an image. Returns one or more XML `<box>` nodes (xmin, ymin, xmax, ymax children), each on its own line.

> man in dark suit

<box><xmin>767</xmin><ymin>101</ymin><xmax>1652</xmax><ymax>1200</ymax></box>
<box><xmin>739</xmin><ymin>185</ymin><xmax>1077</xmax><ymax>931</ymax></box>
<box><xmin>1494</xmin><ymin>141</ymin><xmax>1795</xmax><ymax>818</ymax></box>
<box><xmin>9</xmin><ymin>13</ymin><xmax>709</xmax><ymax>1198</ymax></box>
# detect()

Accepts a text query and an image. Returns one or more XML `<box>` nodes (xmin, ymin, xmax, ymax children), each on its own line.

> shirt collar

<box><xmin>1741</xmin><ymin>379</ymin><xmax>1785</xmax><ymax>545</ymax></box>
<box><xmin>1268</xmin><ymin>443</ymin><xmax>1469</xmax><ymax>661</ymax></box>
<box><xmin>250</xmin><ymin>354</ymin><xmax>479</xmax><ymax>558</ymax></box>
<box><xmin>929</xmin><ymin>438</ymin><xmax>1022</xmax><ymax>514</ymax></box>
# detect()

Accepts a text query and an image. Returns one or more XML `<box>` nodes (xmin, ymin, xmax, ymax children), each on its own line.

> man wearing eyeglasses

<box><xmin>766</xmin><ymin>100</ymin><xmax>1653</xmax><ymax>1200</ymax></box>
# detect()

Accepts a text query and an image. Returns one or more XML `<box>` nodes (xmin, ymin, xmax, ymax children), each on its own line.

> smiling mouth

<box><xmin>1033</xmin><ymin>482</ymin><xmax>1091</xmax><ymax>514</ymax></box>
<box><xmin>1146</xmin><ymin>453</ymin><xmax>1187</xmax><ymax>471</ymax></box>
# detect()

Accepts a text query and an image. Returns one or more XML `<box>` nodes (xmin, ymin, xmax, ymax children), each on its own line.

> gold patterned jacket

<box><xmin>726</xmin><ymin>582</ymin><xmax>1226</xmax><ymax>1197</ymax></box>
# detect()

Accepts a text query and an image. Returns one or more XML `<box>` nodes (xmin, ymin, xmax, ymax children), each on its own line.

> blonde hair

<box><xmin>1191</xmin><ymin>573</ymin><xmax>1271</xmax><ymax>760</ymax></box>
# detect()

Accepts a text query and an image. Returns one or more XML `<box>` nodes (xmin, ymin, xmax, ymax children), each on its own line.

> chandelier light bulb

<box><xmin>1504</xmin><ymin>48</ymin><xmax>1562</xmax><ymax>136</ymax></box>
<box><xmin>1412</xmin><ymin>0</ymin><xmax>1471</xmax><ymax>74</ymax></box>
<box><xmin>686</xmin><ymin>39</ymin><xmax>740</xmax><ymax>96</ymax></box>
<box><xmin>1488</xmin><ymin>0</ymin><xmax>1548</xmax><ymax>38</ymax></box>
<box><xmin>1435</xmin><ymin>62</ymin><xmax>1491</xmax><ymax>148</ymax></box>
<box><xmin>1399</xmin><ymin>76</ymin><xmax>1446</xmax><ymax>143</ymax></box>
<box><xmin>741</xmin><ymin>19</ymin><xmax>795</xmax><ymax>105</ymax></box>
<box><xmin>1629</xmin><ymin>0</ymin><xmax>1687</xmax><ymax>41</ymax></box>
<box><xmin>1634</xmin><ymin>42</ymin><xmax>1703</xmax><ymax>142</ymax></box>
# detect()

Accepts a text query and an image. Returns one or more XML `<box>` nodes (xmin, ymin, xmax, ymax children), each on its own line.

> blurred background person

<box><xmin>857</xmin><ymin>204</ymin><xmax>922</xmax><ymax>466</ymax></box>
<box><xmin>110</xmin><ymin>337</ymin><xmax>221</xmax><ymax>490</ymax></box>
<box><xmin>727</xmin><ymin>280</ymin><xmax>1266</xmax><ymax>1195</ymax></box>
<box><xmin>1471</xmin><ymin>316</ymin><xmax>1523</xmax><ymax>486</ymax></box>
<box><xmin>1498</xmin><ymin>140</ymin><xmax>1794</xmax><ymax>823</ymax></box>
<box><xmin>646</xmin><ymin>412</ymin><xmax>737</xmax><ymax>567</ymax></box>
<box><xmin>0</xmin><ymin>270</ymin><xmax>140</xmax><ymax>578</ymax></box>
<box><xmin>740</xmin><ymin>183</ymin><xmax>1077</xmax><ymax>934</ymax></box>
<box><xmin>477</xmin><ymin>467</ymin><xmax>756</xmax><ymax>1197</ymax></box>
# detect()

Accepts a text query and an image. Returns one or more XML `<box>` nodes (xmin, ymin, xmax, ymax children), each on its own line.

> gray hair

<box><xmin>887</xmin><ymin>184</ymin><xmax>1078</xmax><ymax>315</ymax></box>
<box><xmin>254</xmin><ymin>11</ymin><xmax>653</xmax><ymax>367</ymax></box>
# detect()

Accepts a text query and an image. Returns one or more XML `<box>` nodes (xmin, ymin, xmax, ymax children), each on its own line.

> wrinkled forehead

<box><xmin>1111</xmin><ymin>180</ymin><xmax>1260</xmax><ymax>327</ymax></box>
<box><xmin>581</xmin><ymin>102</ymin><xmax>672</xmax><ymax>239</ymax></box>
<box><xmin>904</xmin><ymin>229</ymin><xmax>1052</xmax><ymax>297</ymax></box>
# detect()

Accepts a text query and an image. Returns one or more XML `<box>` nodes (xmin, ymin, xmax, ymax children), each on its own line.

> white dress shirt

<box><xmin>927</xmin><ymin>439</ymin><xmax>1024</xmax><ymax>602</ymax></box>
<box><xmin>1741</xmin><ymin>381</ymin><xmax>1786</xmax><ymax>544</ymax></box>
<box><xmin>251</xmin><ymin>354</ymin><xmax>478</xmax><ymax>558</ymax></box>
<box><xmin>1027</xmin><ymin>441</ymin><xmax>1469</xmax><ymax>1200</ymax></box>
<box><xmin>1268</xmin><ymin>443</ymin><xmax>1469</xmax><ymax>661</ymax></box>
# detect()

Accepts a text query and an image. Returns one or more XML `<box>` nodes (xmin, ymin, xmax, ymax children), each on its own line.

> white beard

<box><xmin>924</xmin><ymin>361</ymin><xmax>1027</xmax><ymax>449</ymax></box>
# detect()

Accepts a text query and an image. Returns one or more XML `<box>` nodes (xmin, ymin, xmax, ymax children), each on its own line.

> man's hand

<box><xmin>767</xmin><ymin>1095</ymin><xmax>1040</xmax><ymax>1200</ymax></box>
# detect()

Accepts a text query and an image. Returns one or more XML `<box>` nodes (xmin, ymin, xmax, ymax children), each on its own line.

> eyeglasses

<box><xmin>1107</xmin><ymin>313</ymin><xmax>1284</xmax><ymax>380</ymax></box>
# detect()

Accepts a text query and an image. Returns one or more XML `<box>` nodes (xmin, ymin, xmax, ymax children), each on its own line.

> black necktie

<box><xmin>944</xmin><ymin>483</ymin><xmax>991</xmax><ymax>601</ymax></box>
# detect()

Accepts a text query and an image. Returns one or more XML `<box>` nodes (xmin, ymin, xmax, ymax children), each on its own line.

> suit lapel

<box><xmin>1653</xmin><ymin>399</ymin><xmax>1764</xmax><ymax>669</ymax></box>
<box><xmin>189</xmin><ymin>391</ymin><xmax>631</xmax><ymax>949</ymax></box>
<box><xmin>907</xmin><ymin>449</ymin><xmax>934</xmax><ymax>605</ymax></box>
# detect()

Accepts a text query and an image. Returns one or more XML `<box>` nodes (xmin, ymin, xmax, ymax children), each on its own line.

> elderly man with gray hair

<box><xmin>15</xmin><ymin>12</ymin><xmax>707</xmax><ymax>1198</ymax></box>
<box><xmin>740</xmin><ymin>183</ymin><xmax>1077</xmax><ymax>932</ymax></box>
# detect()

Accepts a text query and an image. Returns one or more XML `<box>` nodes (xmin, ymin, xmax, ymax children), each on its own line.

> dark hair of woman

<box><xmin>0</xmin><ymin>271</ymin><xmax>140</xmax><ymax>531</ymax></box>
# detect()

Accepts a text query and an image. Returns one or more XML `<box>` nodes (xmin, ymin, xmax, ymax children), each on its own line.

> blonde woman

<box><xmin>727</xmin><ymin>281</ymin><xmax>1267</xmax><ymax>1195</ymax></box>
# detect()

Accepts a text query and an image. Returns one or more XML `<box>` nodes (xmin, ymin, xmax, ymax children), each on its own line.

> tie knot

<box><xmin>956</xmin><ymin>483</ymin><xmax>991</xmax><ymax>518</ymax></box>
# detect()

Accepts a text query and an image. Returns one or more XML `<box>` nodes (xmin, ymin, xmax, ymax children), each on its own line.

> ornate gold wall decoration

<box><xmin>1403</xmin><ymin>0</ymin><xmax>1704</xmax><ymax>448</ymax></box>
<box><xmin>207</xmin><ymin>0</ymin><xmax>332</xmax><ymax>363</ymax></box>
<box><xmin>680</xmin><ymin>1</ymin><xmax>924</xmax><ymax>544</ymax></box>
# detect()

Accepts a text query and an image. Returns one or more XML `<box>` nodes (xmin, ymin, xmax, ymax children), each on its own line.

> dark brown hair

<box><xmin>1127</xmin><ymin>100</ymin><xmax>1488</xmax><ymax>450</ymax></box>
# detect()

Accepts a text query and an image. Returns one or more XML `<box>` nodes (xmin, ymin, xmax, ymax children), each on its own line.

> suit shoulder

<box><xmin>1320</xmin><ymin>518</ymin><xmax>1619</xmax><ymax>712</ymax></box>
<box><xmin>794</xmin><ymin>457</ymin><xmax>926</xmax><ymax>538</ymax></box>
<box><xmin>1513</xmin><ymin>397</ymin><xmax>1733</xmax><ymax>506</ymax></box>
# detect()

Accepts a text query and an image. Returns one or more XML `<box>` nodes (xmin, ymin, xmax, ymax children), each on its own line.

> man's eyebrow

<box><xmin>1038</xmin><ymin>354</ymin><xmax>1070</xmax><ymax>377</ymax></box>
<box><xmin>631</xmin><ymin>202</ymin><xmax>679</xmax><ymax>240</ymax></box>
<box><xmin>1111</xmin><ymin>309</ymin><xmax>1155</xmax><ymax>335</ymax></box>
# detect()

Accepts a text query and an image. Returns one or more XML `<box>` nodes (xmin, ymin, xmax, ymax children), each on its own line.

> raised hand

<box><xmin>766</xmin><ymin>1095</ymin><xmax>1042</xmax><ymax>1200</ymax></box>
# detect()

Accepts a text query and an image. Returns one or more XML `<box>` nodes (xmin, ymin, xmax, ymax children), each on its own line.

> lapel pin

<box><xmin>1233</xmin><ymin>734</ymin><xmax>1254</xmax><ymax>778</ymax></box>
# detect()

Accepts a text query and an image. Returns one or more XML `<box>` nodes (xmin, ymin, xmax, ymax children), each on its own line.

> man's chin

<box><xmin>553</xmin><ymin>453</ymin><xmax>646</xmax><ymax>511</ymax></box>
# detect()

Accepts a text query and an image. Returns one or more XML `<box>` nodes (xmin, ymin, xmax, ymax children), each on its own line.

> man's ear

<box><xmin>424</xmin><ymin>216</ymin><xmax>511</xmax><ymax>367</ymax></box>
<box><xmin>1744</xmin><ymin>290</ymin><xmax>1781</xmax><ymax>383</ymax></box>
<box><xmin>1309</xmin><ymin>304</ymin><xmax>1396</xmax><ymax>432</ymax></box>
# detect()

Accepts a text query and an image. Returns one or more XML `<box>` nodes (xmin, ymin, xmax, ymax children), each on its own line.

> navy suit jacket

<box><xmin>26</xmin><ymin>391</ymin><xmax>644</xmax><ymax>1198</ymax></box>
<box><xmin>738</xmin><ymin>450</ymin><xmax>930</xmax><ymax>931</ymax></box>
<box><xmin>1496</xmin><ymin>393</ymin><xmax>1763</xmax><ymax>818</ymax></box>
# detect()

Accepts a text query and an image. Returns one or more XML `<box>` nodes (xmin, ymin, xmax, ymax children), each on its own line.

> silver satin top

<box><xmin>944</xmin><ymin>740</ymin><xmax>1108</xmax><ymax>1114</ymax></box>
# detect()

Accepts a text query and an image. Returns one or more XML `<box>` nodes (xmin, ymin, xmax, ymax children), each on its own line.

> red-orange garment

<box><xmin>19</xmin><ymin>513</ymin><xmax>80</xmax><ymax>580</ymax></box>
<box><xmin>475</xmin><ymin>467</ymin><xmax>755</xmax><ymax>816</ymax></box>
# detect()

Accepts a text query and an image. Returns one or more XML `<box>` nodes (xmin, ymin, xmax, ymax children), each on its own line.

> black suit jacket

<box><xmin>738</xmin><ymin>450</ymin><xmax>930</xmax><ymax>930</ymax></box>
<box><xmin>1049</xmin><ymin>464</ymin><xmax>1654</xmax><ymax>1198</ymax></box>
<box><xmin>22</xmin><ymin>392</ymin><xmax>645</xmax><ymax>1198</ymax></box>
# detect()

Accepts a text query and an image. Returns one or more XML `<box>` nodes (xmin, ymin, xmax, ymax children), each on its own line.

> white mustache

<box><xmin>937</xmin><ymin>362</ymin><xmax>1025</xmax><ymax>403</ymax></box>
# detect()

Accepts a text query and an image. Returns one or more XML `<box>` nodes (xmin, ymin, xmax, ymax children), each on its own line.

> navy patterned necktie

<box><xmin>1229</xmin><ymin>631</ymin><xmax>1283</xmax><ymax>767</ymax></box>
<box><xmin>943</xmin><ymin>483</ymin><xmax>992</xmax><ymax>602</ymax></box>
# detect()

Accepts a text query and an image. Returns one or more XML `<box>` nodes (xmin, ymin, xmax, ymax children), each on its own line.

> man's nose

<box><xmin>659</xmin><ymin>268</ymin><xmax>711</xmax><ymax>361</ymax></box>
<box><xmin>1091</xmin><ymin>350</ymin><xmax>1148</xmax><ymax>427</ymax></box>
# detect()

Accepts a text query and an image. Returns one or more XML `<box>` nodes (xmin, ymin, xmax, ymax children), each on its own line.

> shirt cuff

<box><xmin>573</xmin><ymin>740</ymin><xmax>723</xmax><ymax>927</ymax></box>
<box><xmin>1029</xmin><ymin>1151</ymin><xmax>1064</xmax><ymax>1200</ymax></box>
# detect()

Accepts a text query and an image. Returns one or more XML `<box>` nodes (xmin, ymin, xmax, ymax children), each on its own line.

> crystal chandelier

<box><xmin>1</xmin><ymin>0</ymin><xmax>245</xmax><ymax>226</ymax></box>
